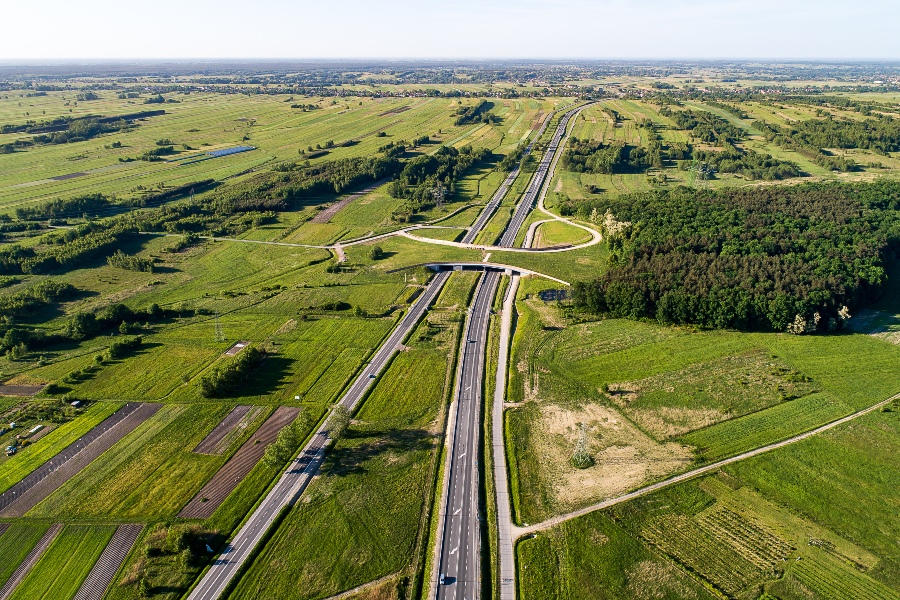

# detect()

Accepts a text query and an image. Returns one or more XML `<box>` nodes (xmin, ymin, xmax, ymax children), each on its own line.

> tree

<box><xmin>369</xmin><ymin>245</ymin><xmax>385</xmax><ymax>260</ymax></box>
<box><xmin>329</xmin><ymin>405</ymin><xmax>350</xmax><ymax>441</ymax></box>
<box><xmin>262</xmin><ymin>410</ymin><xmax>312</xmax><ymax>469</ymax></box>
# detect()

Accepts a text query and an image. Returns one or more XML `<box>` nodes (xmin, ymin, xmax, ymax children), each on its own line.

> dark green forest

<box><xmin>572</xmin><ymin>182</ymin><xmax>900</xmax><ymax>332</ymax></box>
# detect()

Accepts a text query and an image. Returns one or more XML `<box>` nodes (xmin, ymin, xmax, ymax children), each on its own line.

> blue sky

<box><xmin>2</xmin><ymin>0</ymin><xmax>898</xmax><ymax>60</ymax></box>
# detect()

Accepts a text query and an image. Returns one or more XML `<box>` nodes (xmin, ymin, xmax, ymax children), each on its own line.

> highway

<box><xmin>188</xmin><ymin>104</ymin><xmax>575</xmax><ymax>600</ymax></box>
<box><xmin>435</xmin><ymin>101</ymin><xmax>592</xmax><ymax>599</ymax></box>
<box><xmin>188</xmin><ymin>270</ymin><xmax>450</xmax><ymax>600</ymax></box>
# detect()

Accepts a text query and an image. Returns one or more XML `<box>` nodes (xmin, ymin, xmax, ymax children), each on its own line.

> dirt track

<box><xmin>192</xmin><ymin>405</ymin><xmax>252</xmax><ymax>455</ymax></box>
<box><xmin>310</xmin><ymin>179</ymin><xmax>388</xmax><ymax>224</ymax></box>
<box><xmin>0</xmin><ymin>403</ymin><xmax>161</xmax><ymax>517</ymax></box>
<box><xmin>178</xmin><ymin>406</ymin><xmax>300</xmax><ymax>519</ymax></box>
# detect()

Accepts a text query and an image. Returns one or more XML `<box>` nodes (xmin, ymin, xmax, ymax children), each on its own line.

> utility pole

<box><xmin>214</xmin><ymin>310</ymin><xmax>225</xmax><ymax>342</ymax></box>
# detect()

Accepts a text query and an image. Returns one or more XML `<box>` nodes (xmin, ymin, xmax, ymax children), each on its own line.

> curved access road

<box><xmin>434</xmin><ymin>101</ymin><xmax>593</xmax><ymax>600</ymax></box>
<box><xmin>187</xmin><ymin>100</ymin><xmax>575</xmax><ymax>600</ymax></box>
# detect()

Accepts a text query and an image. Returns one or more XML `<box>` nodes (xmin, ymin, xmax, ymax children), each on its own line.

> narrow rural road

<box><xmin>516</xmin><ymin>391</ymin><xmax>900</xmax><ymax>537</ymax></box>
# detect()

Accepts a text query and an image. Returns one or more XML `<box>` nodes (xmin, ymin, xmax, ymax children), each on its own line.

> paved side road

<box><xmin>188</xmin><ymin>271</ymin><xmax>451</xmax><ymax>600</ymax></box>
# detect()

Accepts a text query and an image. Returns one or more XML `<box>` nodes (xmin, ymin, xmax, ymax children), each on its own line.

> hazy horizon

<box><xmin>3</xmin><ymin>0</ymin><xmax>898</xmax><ymax>61</ymax></box>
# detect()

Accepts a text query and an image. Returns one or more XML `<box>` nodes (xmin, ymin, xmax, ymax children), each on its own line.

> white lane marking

<box><xmin>450</xmin><ymin>546</ymin><xmax>458</xmax><ymax>555</ymax></box>
<box><xmin>454</xmin><ymin>508</ymin><xmax>461</xmax><ymax>515</ymax></box>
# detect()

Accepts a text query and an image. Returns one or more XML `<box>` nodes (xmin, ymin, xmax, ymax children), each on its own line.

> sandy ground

<box><xmin>537</xmin><ymin>402</ymin><xmax>693</xmax><ymax>511</ymax></box>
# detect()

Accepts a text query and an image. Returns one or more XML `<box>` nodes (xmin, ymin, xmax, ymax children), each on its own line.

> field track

<box><xmin>73</xmin><ymin>524</ymin><xmax>143</xmax><ymax>600</ymax></box>
<box><xmin>310</xmin><ymin>179</ymin><xmax>389</xmax><ymax>224</ymax></box>
<box><xmin>0</xmin><ymin>403</ymin><xmax>162</xmax><ymax>517</ymax></box>
<box><xmin>192</xmin><ymin>405</ymin><xmax>252</xmax><ymax>455</ymax></box>
<box><xmin>178</xmin><ymin>406</ymin><xmax>301</xmax><ymax>519</ymax></box>
<box><xmin>0</xmin><ymin>523</ymin><xmax>61</xmax><ymax>600</ymax></box>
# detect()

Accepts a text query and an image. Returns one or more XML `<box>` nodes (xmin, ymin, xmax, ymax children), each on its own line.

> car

<box><xmin>368</xmin><ymin>373</ymin><xmax>376</xmax><ymax>379</ymax></box>
<box><xmin>439</xmin><ymin>573</ymin><xmax>445</xmax><ymax>585</ymax></box>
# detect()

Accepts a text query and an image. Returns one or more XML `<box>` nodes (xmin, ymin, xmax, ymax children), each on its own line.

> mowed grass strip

<box><xmin>0</xmin><ymin>401</ymin><xmax>122</xmax><ymax>494</ymax></box>
<box><xmin>680</xmin><ymin>392</ymin><xmax>853</xmax><ymax>461</ymax></box>
<box><xmin>27</xmin><ymin>404</ymin><xmax>237</xmax><ymax>520</ymax></box>
<box><xmin>0</xmin><ymin>524</ymin><xmax>51</xmax><ymax>588</ymax></box>
<box><xmin>9</xmin><ymin>524</ymin><xmax>116</xmax><ymax>600</ymax></box>
<box><xmin>231</xmin><ymin>347</ymin><xmax>449</xmax><ymax>599</ymax></box>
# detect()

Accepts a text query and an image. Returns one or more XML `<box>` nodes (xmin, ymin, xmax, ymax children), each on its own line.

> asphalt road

<box><xmin>190</xmin><ymin>101</ymin><xmax>585</xmax><ymax>600</ymax></box>
<box><xmin>435</xmin><ymin>102</ymin><xmax>591</xmax><ymax>599</ymax></box>
<box><xmin>499</xmin><ymin>103</ymin><xmax>591</xmax><ymax>248</ymax></box>
<box><xmin>188</xmin><ymin>270</ymin><xmax>450</xmax><ymax>600</ymax></box>
<box><xmin>436</xmin><ymin>271</ymin><xmax>499</xmax><ymax>600</ymax></box>
<box><xmin>461</xmin><ymin>111</ymin><xmax>554</xmax><ymax>245</ymax></box>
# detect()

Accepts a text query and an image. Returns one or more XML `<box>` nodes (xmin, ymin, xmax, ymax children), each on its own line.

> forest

<box><xmin>572</xmin><ymin>182</ymin><xmax>900</xmax><ymax>332</ymax></box>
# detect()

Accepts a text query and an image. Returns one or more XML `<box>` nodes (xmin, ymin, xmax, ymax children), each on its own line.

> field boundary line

<box><xmin>517</xmin><ymin>391</ymin><xmax>900</xmax><ymax>537</ymax></box>
<box><xmin>0</xmin><ymin>523</ymin><xmax>62</xmax><ymax>600</ymax></box>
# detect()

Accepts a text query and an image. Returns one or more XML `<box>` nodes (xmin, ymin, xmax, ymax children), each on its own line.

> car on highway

<box><xmin>439</xmin><ymin>573</ymin><xmax>445</xmax><ymax>585</ymax></box>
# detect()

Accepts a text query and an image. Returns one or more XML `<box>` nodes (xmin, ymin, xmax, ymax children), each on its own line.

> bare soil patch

<box><xmin>73</xmin><ymin>523</ymin><xmax>143</xmax><ymax>600</ymax></box>
<box><xmin>192</xmin><ymin>405</ymin><xmax>258</xmax><ymax>455</ymax></box>
<box><xmin>224</xmin><ymin>341</ymin><xmax>250</xmax><ymax>356</ymax></box>
<box><xmin>536</xmin><ymin>403</ymin><xmax>693</xmax><ymax>511</ymax></box>
<box><xmin>178</xmin><ymin>406</ymin><xmax>300</xmax><ymax>519</ymax></box>
<box><xmin>0</xmin><ymin>385</ymin><xmax>44</xmax><ymax>396</ymax></box>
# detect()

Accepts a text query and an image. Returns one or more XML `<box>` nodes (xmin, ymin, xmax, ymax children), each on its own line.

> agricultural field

<box><xmin>525</xmin><ymin>405</ymin><xmax>900</xmax><ymax>600</ymax></box>
<box><xmin>504</xmin><ymin>276</ymin><xmax>900</xmax><ymax>524</ymax></box>
<box><xmin>9</xmin><ymin>524</ymin><xmax>116</xmax><ymax>600</ymax></box>
<box><xmin>229</xmin><ymin>313</ymin><xmax>459</xmax><ymax>599</ymax></box>
<box><xmin>0</xmin><ymin>61</ymin><xmax>899</xmax><ymax>600</ymax></box>
<box><xmin>27</xmin><ymin>403</ymin><xmax>264</xmax><ymax>519</ymax></box>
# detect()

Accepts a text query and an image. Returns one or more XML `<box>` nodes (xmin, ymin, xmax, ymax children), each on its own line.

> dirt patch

<box><xmin>274</xmin><ymin>318</ymin><xmax>298</xmax><ymax>336</ymax></box>
<box><xmin>606</xmin><ymin>350</ymin><xmax>819</xmax><ymax>438</ymax></box>
<box><xmin>178</xmin><ymin>406</ymin><xmax>300</xmax><ymax>519</ymax></box>
<box><xmin>0</xmin><ymin>385</ymin><xmax>44</xmax><ymax>396</ymax></box>
<box><xmin>310</xmin><ymin>179</ymin><xmax>387</xmax><ymax>224</ymax></box>
<box><xmin>628</xmin><ymin>406</ymin><xmax>726</xmax><ymax>439</ymax></box>
<box><xmin>537</xmin><ymin>403</ymin><xmax>693</xmax><ymax>511</ymax></box>
<box><xmin>224</xmin><ymin>341</ymin><xmax>250</xmax><ymax>356</ymax></box>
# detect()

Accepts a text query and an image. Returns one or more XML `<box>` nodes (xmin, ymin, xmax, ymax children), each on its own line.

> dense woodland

<box><xmin>572</xmin><ymin>182</ymin><xmax>900</xmax><ymax>332</ymax></box>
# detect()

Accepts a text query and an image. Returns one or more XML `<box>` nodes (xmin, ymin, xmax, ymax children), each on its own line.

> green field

<box><xmin>504</xmin><ymin>278</ymin><xmax>900</xmax><ymax>523</ymax></box>
<box><xmin>29</xmin><ymin>403</ymin><xmax>258</xmax><ymax>519</ymax></box>
<box><xmin>9</xmin><ymin>524</ymin><xmax>116</xmax><ymax>600</ymax></box>
<box><xmin>0</xmin><ymin>401</ymin><xmax>123</xmax><ymax>494</ymax></box>
<box><xmin>0</xmin><ymin>523</ymin><xmax>51</xmax><ymax>586</ymax></box>
<box><xmin>231</xmin><ymin>327</ymin><xmax>456</xmax><ymax>599</ymax></box>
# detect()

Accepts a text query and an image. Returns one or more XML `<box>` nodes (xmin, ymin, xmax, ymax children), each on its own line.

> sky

<box><xmin>2</xmin><ymin>0</ymin><xmax>899</xmax><ymax>61</ymax></box>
